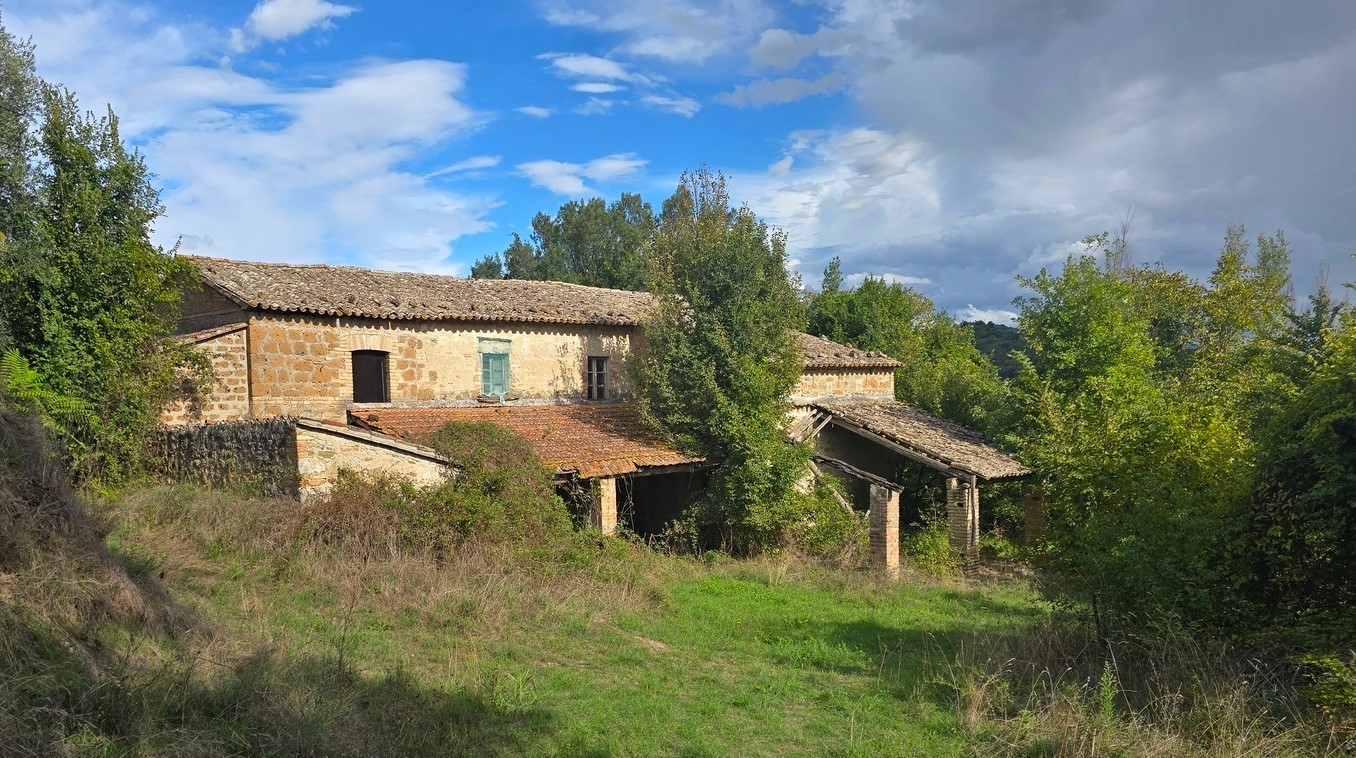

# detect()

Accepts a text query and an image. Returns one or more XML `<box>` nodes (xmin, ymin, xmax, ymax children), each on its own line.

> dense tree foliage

<box><xmin>1014</xmin><ymin>227</ymin><xmax>1353</xmax><ymax>650</ymax></box>
<box><xmin>630</xmin><ymin>169</ymin><xmax>813</xmax><ymax>551</ymax></box>
<box><xmin>969</xmin><ymin>321</ymin><xmax>1026</xmax><ymax>379</ymax></box>
<box><xmin>0</xmin><ymin>21</ymin><xmax>194</xmax><ymax>480</ymax></box>
<box><xmin>805</xmin><ymin>258</ymin><xmax>1012</xmax><ymax>434</ymax></box>
<box><xmin>470</xmin><ymin>193</ymin><xmax>656</xmax><ymax>290</ymax></box>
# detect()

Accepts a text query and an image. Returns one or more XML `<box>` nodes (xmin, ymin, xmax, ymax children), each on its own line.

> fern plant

<box><xmin>0</xmin><ymin>348</ymin><xmax>95</xmax><ymax>429</ymax></box>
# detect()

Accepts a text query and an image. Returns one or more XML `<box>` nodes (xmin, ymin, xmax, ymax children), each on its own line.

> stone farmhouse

<box><xmin>163</xmin><ymin>256</ymin><xmax>1029</xmax><ymax>574</ymax></box>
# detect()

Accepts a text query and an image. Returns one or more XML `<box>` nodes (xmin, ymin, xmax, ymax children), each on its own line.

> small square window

<box><xmin>587</xmin><ymin>356</ymin><xmax>607</xmax><ymax>400</ymax></box>
<box><xmin>352</xmin><ymin>350</ymin><xmax>389</xmax><ymax>403</ymax></box>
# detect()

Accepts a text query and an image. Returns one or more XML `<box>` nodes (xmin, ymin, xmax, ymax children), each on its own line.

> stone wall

<box><xmin>791</xmin><ymin>368</ymin><xmax>894</xmax><ymax>402</ymax></box>
<box><xmin>162</xmin><ymin>325</ymin><xmax>252</xmax><ymax>426</ymax></box>
<box><xmin>154</xmin><ymin>417</ymin><xmax>299</xmax><ymax>497</ymax></box>
<box><xmin>295</xmin><ymin>419</ymin><xmax>448</xmax><ymax>500</ymax></box>
<box><xmin>247</xmin><ymin>314</ymin><xmax>637</xmax><ymax>422</ymax></box>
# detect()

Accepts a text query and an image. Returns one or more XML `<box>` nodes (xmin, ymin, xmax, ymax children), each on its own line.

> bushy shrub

<box><xmin>901</xmin><ymin>519</ymin><xmax>959</xmax><ymax>577</ymax></box>
<box><xmin>295</xmin><ymin>422</ymin><xmax>571</xmax><ymax>559</ymax></box>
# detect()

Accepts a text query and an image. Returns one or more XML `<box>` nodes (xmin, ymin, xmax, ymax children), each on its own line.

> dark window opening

<box><xmin>352</xmin><ymin>350</ymin><xmax>389</xmax><ymax>403</ymax></box>
<box><xmin>587</xmin><ymin>356</ymin><xmax>607</xmax><ymax>400</ymax></box>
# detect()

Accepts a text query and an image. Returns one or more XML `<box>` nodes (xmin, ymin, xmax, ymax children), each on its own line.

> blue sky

<box><xmin>8</xmin><ymin>0</ymin><xmax>1356</xmax><ymax>322</ymax></box>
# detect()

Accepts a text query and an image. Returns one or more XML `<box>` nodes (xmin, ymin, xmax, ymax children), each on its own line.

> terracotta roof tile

<box><xmin>798</xmin><ymin>332</ymin><xmax>901</xmax><ymax>369</ymax></box>
<box><xmin>816</xmin><ymin>401</ymin><xmax>1030</xmax><ymax>481</ymax></box>
<box><xmin>188</xmin><ymin>256</ymin><xmax>655</xmax><ymax>326</ymax></box>
<box><xmin>187</xmin><ymin>256</ymin><xmax>899</xmax><ymax>369</ymax></box>
<box><xmin>350</xmin><ymin>403</ymin><xmax>702</xmax><ymax>479</ymax></box>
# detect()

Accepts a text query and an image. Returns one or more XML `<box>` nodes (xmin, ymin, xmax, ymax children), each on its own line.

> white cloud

<box><xmin>9</xmin><ymin>1</ymin><xmax>499</xmax><ymax>274</ymax></box>
<box><xmin>231</xmin><ymin>0</ymin><xmax>356</xmax><ymax>52</ymax></box>
<box><xmin>541</xmin><ymin>0</ymin><xmax>775</xmax><ymax>64</ymax></box>
<box><xmin>572</xmin><ymin>82</ymin><xmax>624</xmax><ymax>93</ymax></box>
<box><xmin>574</xmin><ymin>97</ymin><xmax>615</xmax><ymax>115</ymax></box>
<box><xmin>517</xmin><ymin>153</ymin><xmax>647</xmax><ymax>196</ymax></box>
<box><xmin>516</xmin><ymin>105</ymin><xmax>554</xmax><ymax>118</ymax></box>
<box><xmin>426</xmin><ymin>155</ymin><xmax>501</xmax><ymax>178</ymax></box>
<box><xmin>538</xmin><ymin>52</ymin><xmax>650</xmax><ymax>83</ymax></box>
<box><xmin>957</xmin><ymin>306</ymin><xmax>1019</xmax><ymax>325</ymax></box>
<box><xmin>640</xmin><ymin>94</ymin><xmax>700</xmax><ymax>117</ymax></box>
<box><xmin>843</xmin><ymin>273</ymin><xmax>935</xmax><ymax>288</ymax></box>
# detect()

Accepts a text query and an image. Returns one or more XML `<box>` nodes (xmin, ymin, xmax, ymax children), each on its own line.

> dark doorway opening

<box><xmin>352</xmin><ymin>350</ymin><xmax>390</xmax><ymax>403</ymax></box>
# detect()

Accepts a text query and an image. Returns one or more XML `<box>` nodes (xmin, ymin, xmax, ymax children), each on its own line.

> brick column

<box><xmin>869</xmin><ymin>484</ymin><xmax>900</xmax><ymax>578</ymax></box>
<box><xmin>589</xmin><ymin>476</ymin><xmax>618</xmax><ymax>535</ymax></box>
<box><xmin>947</xmin><ymin>477</ymin><xmax>980</xmax><ymax>564</ymax></box>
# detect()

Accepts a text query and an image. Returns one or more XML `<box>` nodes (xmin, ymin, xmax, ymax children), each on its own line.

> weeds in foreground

<box><xmin>939</xmin><ymin>611</ymin><xmax>1347</xmax><ymax>756</ymax></box>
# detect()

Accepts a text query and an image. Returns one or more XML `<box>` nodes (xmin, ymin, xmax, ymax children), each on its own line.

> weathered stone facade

<box><xmin>246</xmin><ymin>314</ymin><xmax>635</xmax><ymax>422</ymax></box>
<box><xmin>161</xmin><ymin>325</ymin><xmax>252</xmax><ymax>425</ymax></box>
<box><xmin>295</xmin><ymin>420</ymin><xmax>448</xmax><ymax>501</ymax></box>
<box><xmin>792</xmin><ymin>367</ymin><xmax>895</xmax><ymax>402</ymax></box>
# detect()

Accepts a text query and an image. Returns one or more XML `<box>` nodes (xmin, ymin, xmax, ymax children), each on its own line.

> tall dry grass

<box><xmin>941</xmin><ymin>610</ymin><xmax>1346</xmax><ymax>756</ymax></box>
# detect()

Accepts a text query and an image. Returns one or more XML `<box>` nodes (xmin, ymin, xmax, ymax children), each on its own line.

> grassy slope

<box><xmin>95</xmin><ymin>485</ymin><xmax>1045</xmax><ymax>757</ymax></box>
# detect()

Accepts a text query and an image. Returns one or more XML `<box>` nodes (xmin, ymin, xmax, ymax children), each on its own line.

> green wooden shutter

<box><xmin>482</xmin><ymin>352</ymin><xmax>509</xmax><ymax>396</ymax></box>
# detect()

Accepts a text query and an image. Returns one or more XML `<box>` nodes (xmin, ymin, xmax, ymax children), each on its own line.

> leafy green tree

<box><xmin>806</xmin><ymin>264</ymin><xmax>1011</xmax><ymax>433</ymax></box>
<box><xmin>0</xmin><ymin>20</ymin><xmax>195</xmax><ymax>480</ymax></box>
<box><xmin>471</xmin><ymin>194</ymin><xmax>656</xmax><ymax>290</ymax></box>
<box><xmin>968</xmin><ymin>321</ymin><xmax>1027</xmax><ymax>380</ymax></box>
<box><xmin>1244</xmin><ymin>286</ymin><xmax>1354</xmax><ymax>648</ymax></box>
<box><xmin>1015</xmin><ymin>252</ymin><xmax>1255</xmax><ymax>629</ymax></box>
<box><xmin>630</xmin><ymin>168</ymin><xmax>810</xmax><ymax>550</ymax></box>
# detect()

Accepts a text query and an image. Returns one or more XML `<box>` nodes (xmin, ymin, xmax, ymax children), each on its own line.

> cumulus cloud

<box><xmin>230</xmin><ymin>0</ymin><xmax>356</xmax><ymax>52</ymax></box>
<box><xmin>9</xmin><ymin>0</ymin><xmax>498</xmax><ymax>274</ymax></box>
<box><xmin>517</xmin><ymin>153</ymin><xmax>647</xmax><ymax>196</ymax></box>
<box><xmin>956</xmin><ymin>306</ymin><xmax>1019</xmax><ymax>325</ymax></box>
<box><xmin>725</xmin><ymin>0</ymin><xmax>1356</xmax><ymax>315</ymax></box>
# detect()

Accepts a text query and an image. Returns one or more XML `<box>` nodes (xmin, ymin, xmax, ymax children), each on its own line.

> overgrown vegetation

<box><xmin>1014</xmin><ymin>228</ymin><xmax>1355</xmax><ymax>655</ymax></box>
<box><xmin>806</xmin><ymin>257</ymin><xmax>1014</xmax><ymax>436</ymax></box>
<box><xmin>0</xmin><ymin>21</ymin><xmax>197</xmax><ymax>482</ymax></box>
<box><xmin>630</xmin><ymin>168</ymin><xmax>815</xmax><ymax>553</ymax></box>
<box><xmin>470</xmin><ymin>193</ymin><xmax>657</xmax><ymax>291</ymax></box>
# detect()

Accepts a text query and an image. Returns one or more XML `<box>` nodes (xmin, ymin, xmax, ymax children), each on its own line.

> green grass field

<box><xmin>87</xmin><ymin>486</ymin><xmax>1046</xmax><ymax>756</ymax></box>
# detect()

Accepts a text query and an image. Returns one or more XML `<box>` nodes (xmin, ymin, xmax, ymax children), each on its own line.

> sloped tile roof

<box><xmin>349</xmin><ymin>403</ymin><xmax>702</xmax><ymax>479</ymax></box>
<box><xmin>188</xmin><ymin>256</ymin><xmax>654</xmax><ymax>326</ymax></box>
<box><xmin>815</xmin><ymin>401</ymin><xmax>1031</xmax><ymax>481</ymax></box>
<box><xmin>186</xmin><ymin>256</ymin><xmax>899</xmax><ymax>369</ymax></box>
<box><xmin>798</xmin><ymin>332</ymin><xmax>901</xmax><ymax>369</ymax></box>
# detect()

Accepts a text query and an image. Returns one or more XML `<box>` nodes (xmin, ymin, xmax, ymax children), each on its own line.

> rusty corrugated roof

<box><xmin>350</xmin><ymin>403</ymin><xmax>702</xmax><ymax>479</ymax></box>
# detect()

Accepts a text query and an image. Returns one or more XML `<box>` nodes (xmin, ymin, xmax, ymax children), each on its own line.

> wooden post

<box><xmin>589</xmin><ymin>476</ymin><xmax>618</xmax><ymax>535</ymax></box>
<box><xmin>869</xmin><ymin>484</ymin><xmax>900</xmax><ymax>579</ymax></box>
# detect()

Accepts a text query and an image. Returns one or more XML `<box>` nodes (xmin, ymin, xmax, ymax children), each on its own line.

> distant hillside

<box><xmin>966</xmin><ymin>321</ymin><xmax>1028</xmax><ymax>379</ymax></box>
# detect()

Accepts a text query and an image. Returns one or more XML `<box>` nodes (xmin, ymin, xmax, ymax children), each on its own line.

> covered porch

<box><xmin>349</xmin><ymin>402</ymin><xmax>704</xmax><ymax>535</ymax></box>
<box><xmin>796</xmin><ymin>401</ymin><xmax>1032</xmax><ymax>577</ymax></box>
